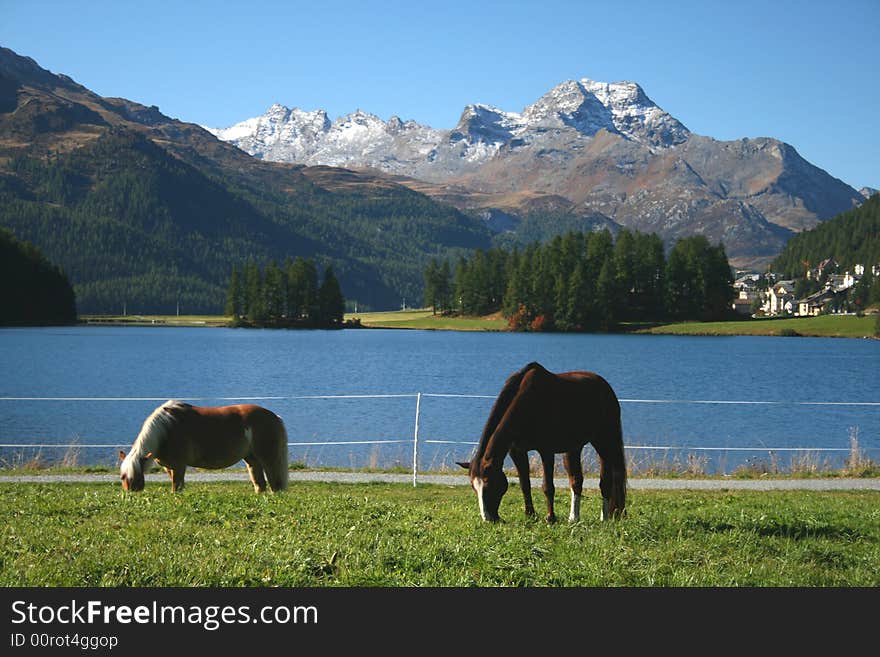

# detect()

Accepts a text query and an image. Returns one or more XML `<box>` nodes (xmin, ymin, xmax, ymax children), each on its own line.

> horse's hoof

<box><xmin>546</xmin><ymin>514</ymin><xmax>557</xmax><ymax>524</ymax></box>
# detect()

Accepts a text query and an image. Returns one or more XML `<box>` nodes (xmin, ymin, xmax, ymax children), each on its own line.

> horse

<box><xmin>119</xmin><ymin>400</ymin><xmax>289</xmax><ymax>493</ymax></box>
<box><xmin>457</xmin><ymin>361</ymin><xmax>627</xmax><ymax>523</ymax></box>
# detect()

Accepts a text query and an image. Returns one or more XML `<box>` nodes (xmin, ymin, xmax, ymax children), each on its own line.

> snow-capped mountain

<box><xmin>207</xmin><ymin>78</ymin><xmax>688</xmax><ymax>178</ymax></box>
<box><xmin>208</xmin><ymin>103</ymin><xmax>442</xmax><ymax>175</ymax></box>
<box><xmin>208</xmin><ymin>76</ymin><xmax>863</xmax><ymax>269</ymax></box>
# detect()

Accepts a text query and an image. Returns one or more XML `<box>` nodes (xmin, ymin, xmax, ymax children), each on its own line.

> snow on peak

<box><xmin>207</xmin><ymin>76</ymin><xmax>690</xmax><ymax>171</ymax></box>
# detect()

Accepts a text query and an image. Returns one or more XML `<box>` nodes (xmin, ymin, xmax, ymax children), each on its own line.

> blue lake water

<box><xmin>0</xmin><ymin>326</ymin><xmax>877</xmax><ymax>474</ymax></box>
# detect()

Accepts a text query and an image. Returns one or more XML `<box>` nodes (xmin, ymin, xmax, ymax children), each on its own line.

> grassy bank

<box><xmin>637</xmin><ymin>314</ymin><xmax>877</xmax><ymax>338</ymax></box>
<box><xmin>348</xmin><ymin>310</ymin><xmax>877</xmax><ymax>337</ymax></box>
<box><xmin>345</xmin><ymin>309</ymin><xmax>508</xmax><ymax>330</ymax></box>
<box><xmin>1</xmin><ymin>481</ymin><xmax>878</xmax><ymax>586</ymax></box>
<box><xmin>76</xmin><ymin>311</ymin><xmax>876</xmax><ymax>338</ymax></box>
<box><xmin>80</xmin><ymin>314</ymin><xmax>232</xmax><ymax>327</ymax></box>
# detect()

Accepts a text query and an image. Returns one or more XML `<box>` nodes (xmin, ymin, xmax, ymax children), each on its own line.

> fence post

<box><xmin>412</xmin><ymin>392</ymin><xmax>422</xmax><ymax>487</ymax></box>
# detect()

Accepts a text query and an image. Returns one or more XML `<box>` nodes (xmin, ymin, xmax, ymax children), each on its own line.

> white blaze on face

<box><xmin>120</xmin><ymin>454</ymin><xmax>135</xmax><ymax>481</ymax></box>
<box><xmin>473</xmin><ymin>478</ymin><xmax>487</xmax><ymax>521</ymax></box>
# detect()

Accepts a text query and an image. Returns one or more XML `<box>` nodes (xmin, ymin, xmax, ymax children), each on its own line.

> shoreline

<box><xmin>68</xmin><ymin>311</ymin><xmax>879</xmax><ymax>339</ymax></box>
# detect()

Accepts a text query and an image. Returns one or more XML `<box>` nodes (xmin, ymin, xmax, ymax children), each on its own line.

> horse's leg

<box><xmin>509</xmin><ymin>448</ymin><xmax>535</xmax><ymax>517</ymax></box>
<box><xmin>563</xmin><ymin>450</ymin><xmax>584</xmax><ymax>522</ymax></box>
<box><xmin>598</xmin><ymin>456</ymin><xmax>611</xmax><ymax>520</ymax></box>
<box><xmin>244</xmin><ymin>456</ymin><xmax>267</xmax><ymax>493</ymax></box>
<box><xmin>540</xmin><ymin>451</ymin><xmax>556</xmax><ymax>523</ymax></box>
<box><xmin>169</xmin><ymin>466</ymin><xmax>186</xmax><ymax>493</ymax></box>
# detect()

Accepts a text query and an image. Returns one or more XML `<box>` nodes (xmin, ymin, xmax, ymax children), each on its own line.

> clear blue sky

<box><xmin>2</xmin><ymin>0</ymin><xmax>877</xmax><ymax>190</ymax></box>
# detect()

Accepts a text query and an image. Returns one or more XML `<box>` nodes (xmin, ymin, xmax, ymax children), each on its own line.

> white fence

<box><xmin>1</xmin><ymin>393</ymin><xmax>878</xmax><ymax>483</ymax></box>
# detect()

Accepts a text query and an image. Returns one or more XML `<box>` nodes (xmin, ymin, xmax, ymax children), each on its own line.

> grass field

<box><xmin>637</xmin><ymin>314</ymin><xmax>877</xmax><ymax>338</ymax></box>
<box><xmin>2</xmin><ymin>481</ymin><xmax>878</xmax><ymax>586</ymax></box>
<box><xmin>347</xmin><ymin>309</ymin><xmax>508</xmax><ymax>330</ymax></box>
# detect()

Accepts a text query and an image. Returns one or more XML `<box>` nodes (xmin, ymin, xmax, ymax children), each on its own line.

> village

<box><xmin>733</xmin><ymin>259</ymin><xmax>880</xmax><ymax>317</ymax></box>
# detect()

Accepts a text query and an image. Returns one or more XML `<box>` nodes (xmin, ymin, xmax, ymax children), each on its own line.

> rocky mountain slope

<box><xmin>211</xmin><ymin>79</ymin><xmax>864</xmax><ymax>269</ymax></box>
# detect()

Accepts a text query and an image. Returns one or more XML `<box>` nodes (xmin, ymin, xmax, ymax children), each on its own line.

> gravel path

<box><xmin>1</xmin><ymin>471</ymin><xmax>879</xmax><ymax>490</ymax></box>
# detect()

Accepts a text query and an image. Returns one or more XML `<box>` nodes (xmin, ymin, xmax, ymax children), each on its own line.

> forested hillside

<box><xmin>770</xmin><ymin>194</ymin><xmax>880</xmax><ymax>277</ymax></box>
<box><xmin>0</xmin><ymin>47</ymin><xmax>492</xmax><ymax>314</ymax></box>
<box><xmin>0</xmin><ymin>228</ymin><xmax>76</xmax><ymax>325</ymax></box>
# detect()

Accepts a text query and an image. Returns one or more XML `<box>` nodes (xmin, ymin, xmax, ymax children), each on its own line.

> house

<box><xmin>841</xmin><ymin>271</ymin><xmax>858</xmax><ymax>290</ymax></box>
<box><xmin>766</xmin><ymin>280</ymin><xmax>796</xmax><ymax>316</ymax></box>
<box><xmin>796</xmin><ymin>289</ymin><xmax>837</xmax><ymax>317</ymax></box>
<box><xmin>731</xmin><ymin>282</ymin><xmax>759</xmax><ymax>315</ymax></box>
<box><xmin>734</xmin><ymin>273</ymin><xmax>761</xmax><ymax>290</ymax></box>
<box><xmin>806</xmin><ymin>258</ymin><xmax>837</xmax><ymax>281</ymax></box>
<box><xmin>732</xmin><ymin>297</ymin><xmax>754</xmax><ymax>315</ymax></box>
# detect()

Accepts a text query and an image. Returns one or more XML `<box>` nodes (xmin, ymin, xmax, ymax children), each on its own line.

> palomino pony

<box><xmin>119</xmin><ymin>400</ymin><xmax>289</xmax><ymax>493</ymax></box>
<box><xmin>458</xmin><ymin>362</ymin><xmax>627</xmax><ymax>523</ymax></box>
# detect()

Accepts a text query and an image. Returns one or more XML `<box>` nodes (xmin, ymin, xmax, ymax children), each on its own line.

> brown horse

<box><xmin>119</xmin><ymin>400</ymin><xmax>289</xmax><ymax>493</ymax></box>
<box><xmin>458</xmin><ymin>362</ymin><xmax>627</xmax><ymax>523</ymax></box>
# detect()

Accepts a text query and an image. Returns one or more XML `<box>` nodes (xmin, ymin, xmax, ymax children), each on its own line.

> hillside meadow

<box><xmin>1</xmin><ymin>481</ymin><xmax>878</xmax><ymax>586</ymax></box>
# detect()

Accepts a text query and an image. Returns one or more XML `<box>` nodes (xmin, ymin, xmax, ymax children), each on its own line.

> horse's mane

<box><xmin>474</xmin><ymin>362</ymin><xmax>543</xmax><ymax>462</ymax></box>
<box><xmin>122</xmin><ymin>400</ymin><xmax>190</xmax><ymax>471</ymax></box>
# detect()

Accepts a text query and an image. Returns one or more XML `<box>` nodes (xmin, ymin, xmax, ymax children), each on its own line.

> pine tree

<box><xmin>318</xmin><ymin>266</ymin><xmax>345</xmax><ymax>326</ymax></box>
<box><xmin>566</xmin><ymin>259</ymin><xmax>592</xmax><ymax>329</ymax></box>
<box><xmin>225</xmin><ymin>265</ymin><xmax>241</xmax><ymax>317</ymax></box>
<box><xmin>244</xmin><ymin>259</ymin><xmax>263</xmax><ymax>322</ymax></box>
<box><xmin>424</xmin><ymin>258</ymin><xmax>439</xmax><ymax>313</ymax></box>
<box><xmin>263</xmin><ymin>260</ymin><xmax>285</xmax><ymax>319</ymax></box>
<box><xmin>436</xmin><ymin>259</ymin><xmax>452</xmax><ymax>312</ymax></box>
<box><xmin>595</xmin><ymin>258</ymin><xmax>616</xmax><ymax>327</ymax></box>
<box><xmin>286</xmin><ymin>257</ymin><xmax>318</xmax><ymax>321</ymax></box>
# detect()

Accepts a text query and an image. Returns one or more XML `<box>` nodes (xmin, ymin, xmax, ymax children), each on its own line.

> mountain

<box><xmin>211</xmin><ymin>79</ymin><xmax>864</xmax><ymax>269</ymax></box>
<box><xmin>0</xmin><ymin>46</ymin><xmax>492</xmax><ymax>313</ymax></box>
<box><xmin>209</xmin><ymin>79</ymin><xmax>689</xmax><ymax>180</ymax></box>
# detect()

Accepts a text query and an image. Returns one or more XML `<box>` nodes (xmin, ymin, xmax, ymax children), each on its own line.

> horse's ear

<box><xmin>456</xmin><ymin>461</ymin><xmax>470</xmax><ymax>470</ymax></box>
<box><xmin>118</xmin><ymin>450</ymin><xmax>126</xmax><ymax>461</ymax></box>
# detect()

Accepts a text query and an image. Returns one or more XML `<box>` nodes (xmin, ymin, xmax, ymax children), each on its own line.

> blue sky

<box><xmin>2</xmin><ymin>0</ymin><xmax>877</xmax><ymax>190</ymax></box>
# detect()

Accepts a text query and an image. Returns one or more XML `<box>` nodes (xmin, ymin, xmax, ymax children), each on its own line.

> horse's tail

<box><xmin>601</xmin><ymin>390</ymin><xmax>627</xmax><ymax>519</ymax></box>
<box><xmin>268</xmin><ymin>413</ymin><xmax>290</xmax><ymax>492</ymax></box>
<box><xmin>607</xmin><ymin>413</ymin><xmax>627</xmax><ymax>519</ymax></box>
<box><xmin>478</xmin><ymin>362</ymin><xmax>543</xmax><ymax>448</ymax></box>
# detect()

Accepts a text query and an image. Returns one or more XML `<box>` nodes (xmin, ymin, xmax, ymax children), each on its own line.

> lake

<box><xmin>0</xmin><ymin>326</ymin><xmax>877</xmax><ymax>474</ymax></box>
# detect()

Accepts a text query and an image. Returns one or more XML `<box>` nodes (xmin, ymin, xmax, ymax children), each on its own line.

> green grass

<box><xmin>2</xmin><ymin>481</ymin><xmax>878</xmax><ymax>586</ymax></box>
<box><xmin>638</xmin><ymin>314</ymin><xmax>877</xmax><ymax>338</ymax></box>
<box><xmin>346</xmin><ymin>309</ymin><xmax>508</xmax><ymax>331</ymax></box>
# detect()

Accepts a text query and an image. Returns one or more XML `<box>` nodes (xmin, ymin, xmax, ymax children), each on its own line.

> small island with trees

<box><xmin>224</xmin><ymin>257</ymin><xmax>347</xmax><ymax>329</ymax></box>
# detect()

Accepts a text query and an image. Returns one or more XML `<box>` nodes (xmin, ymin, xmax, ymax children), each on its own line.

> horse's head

<box><xmin>457</xmin><ymin>459</ymin><xmax>508</xmax><ymax>522</ymax></box>
<box><xmin>119</xmin><ymin>450</ymin><xmax>150</xmax><ymax>492</ymax></box>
